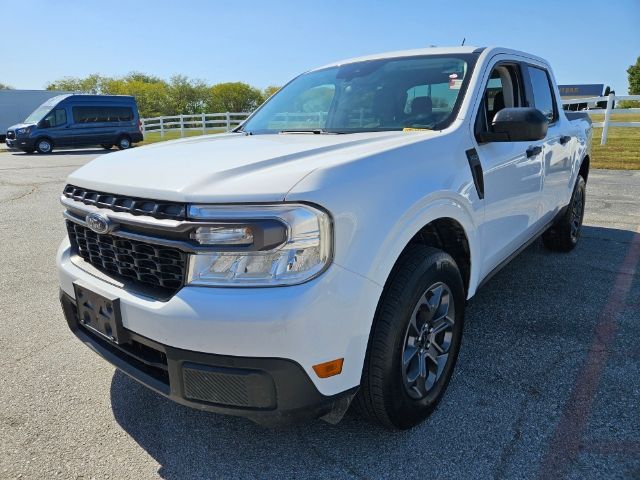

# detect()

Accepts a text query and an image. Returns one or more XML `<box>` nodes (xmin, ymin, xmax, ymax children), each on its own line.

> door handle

<box><xmin>560</xmin><ymin>135</ymin><xmax>571</xmax><ymax>145</ymax></box>
<box><xmin>526</xmin><ymin>146</ymin><xmax>542</xmax><ymax>158</ymax></box>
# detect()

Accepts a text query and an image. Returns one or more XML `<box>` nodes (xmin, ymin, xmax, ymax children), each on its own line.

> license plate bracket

<box><xmin>73</xmin><ymin>282</ymin><xmax>126</xmax><ymax>344</ymax></box>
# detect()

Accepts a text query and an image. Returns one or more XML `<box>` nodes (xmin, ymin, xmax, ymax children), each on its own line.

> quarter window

<box><xmin>528</xmin><ymin>67</ymin><xmax>556</xmax><ymax>122</ymax></box>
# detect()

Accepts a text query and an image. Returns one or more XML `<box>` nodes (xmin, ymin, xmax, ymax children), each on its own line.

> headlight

<box><xmin>186</xmin><ymin>204</ymin><xmax>332</xmax><ymax>286</ymax></box>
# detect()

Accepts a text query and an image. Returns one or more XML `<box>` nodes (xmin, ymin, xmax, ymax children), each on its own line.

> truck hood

<box><xmin>67</xmin><ymin>131</ymin><xmax>436</xmax><ymax>203</ymax></box>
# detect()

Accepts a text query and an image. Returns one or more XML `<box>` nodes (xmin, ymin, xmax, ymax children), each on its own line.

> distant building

<box><xmin>0</xmin><ymin>89</ymin><xmax>74</xmax><ymax>141</ymax></box>
<box><xmin>558</xmin><ymin>84</ymin><xmax>604</xmax><ymax>111</ymax></box>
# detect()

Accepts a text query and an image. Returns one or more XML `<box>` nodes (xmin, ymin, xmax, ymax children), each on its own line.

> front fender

<box><xmin>367</xmin><ymin>194</ymin><xmax>481</xmax><ymax>299</ymax></box>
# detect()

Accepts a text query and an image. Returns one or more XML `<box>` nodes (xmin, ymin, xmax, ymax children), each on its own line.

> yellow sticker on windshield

<box><xmin>403</xmin><ymin>127</ymin><xmax>430</xmax><ymax>132</ymax></box>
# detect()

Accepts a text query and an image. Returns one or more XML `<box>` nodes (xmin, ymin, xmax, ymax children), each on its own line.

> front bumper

<box><xmin>57</xmin><ymin>238</ymin><xmax>381</xmax><ymax>416</ymax></box>
<box><xmin>6</xmin><ymin>137</ymin><xmax>34</xmax><ymax>150</ymax></box>
<box><xmin>60</xmin><ymin>290</ymin><xmax>355</xmax><ymax>425</ymax></box>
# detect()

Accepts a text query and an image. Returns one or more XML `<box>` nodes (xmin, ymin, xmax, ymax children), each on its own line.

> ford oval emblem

<box><xmin>86</xmin><ymin>213</ymin><xmax>113</xmax><ymax>234</ymax></box>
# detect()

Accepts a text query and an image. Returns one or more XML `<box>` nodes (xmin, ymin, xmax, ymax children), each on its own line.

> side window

<box><xmin>475</xmin><ymin>64</ymin><xmax>523</xmax><ymax>134</ymax></box>
<box><xmin>42</xmin><ymin>108</ymin><xmax>67</xmax><ymax>128</ymax></box>
<box><xmin>528</xmin><ymin>66</ymin><xmax>556</xmax><ymax>123</ymax></box>
<box><xmin>72</xmin><ymin>106</ymin><xmax>134</xmax><ymax>124</ymax></box>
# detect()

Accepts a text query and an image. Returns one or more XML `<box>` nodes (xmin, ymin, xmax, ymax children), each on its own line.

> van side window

<box><xmin>42</xmin><ymin>108</ymin><xmax>67</xmax><ymax>128</ymax></box>
<box><xmin>527</xmin><ymin>66</ymin><xmax>557</xmax><ymax>123</ymax></box>
<box><xmin>73</xmin><ymin>106</ymin><xmax>134</xmax><ymax>124</ymax></box>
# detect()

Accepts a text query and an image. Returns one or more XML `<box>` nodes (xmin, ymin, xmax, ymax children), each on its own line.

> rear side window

<box><xmin>528</xmin><ymin>67</ymin><xmax>556</xmax><ymax>122</ymax></box>
<box><xmin>72</xmin><ymin>106</ymin><xmax>134</xmax><ymax>124</ymax></box>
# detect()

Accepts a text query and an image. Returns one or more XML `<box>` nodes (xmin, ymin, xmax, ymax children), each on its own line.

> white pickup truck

<box><xmin>57</xmin><ymin>46</ymin><xmax>592</xmax><ymax>429</ymax></box>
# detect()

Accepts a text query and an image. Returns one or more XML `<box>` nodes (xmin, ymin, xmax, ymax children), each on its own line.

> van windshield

<box><xmin>240</xmin><ymin>53</ymin><xmax>477</xmax><ymax>134</ymax></box>
<box><xmin>24</xmin><ymin>106</ymin><xmax>52</xmax><ymax>124</ymax></box>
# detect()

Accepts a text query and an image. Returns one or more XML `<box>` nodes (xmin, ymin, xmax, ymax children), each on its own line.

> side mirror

<box><xmin>477</xmin><ymin>107</ymin><xmax>548</xmax><ymax>143</ymax></box>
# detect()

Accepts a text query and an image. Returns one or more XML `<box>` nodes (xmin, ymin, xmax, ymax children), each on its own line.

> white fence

<box><xmin>141</xmin><ymin>112</ymin><xmax>251</xmax><ymax>137</ymax></box>
<box><xmin>141</xmin><ymin>94</ymin><xmax>640</xmax><ymax>146</ymax></box>
<box><xmin>561</xmin><ymin>94</ymin><xmax>640</xmax><ymax>145</ymax></box>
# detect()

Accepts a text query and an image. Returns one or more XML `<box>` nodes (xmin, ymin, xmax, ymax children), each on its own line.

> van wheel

<box><xmin>35</xmin><ymin>138</ymin><xmax>53</xmax><ymax>154</ymax></box>
<box><xmin>101</xmin><ymin>144</ymin><xmax>113</xmax><ymax>150</ymax></box>
<box><xmin>356</xmin><ymin>245</ymin><xmax>465</xmax><ymax>430</ymax></box>
<box><xmin>117</xmin><ymin>136</ymin><xmax>131</xmax><ymax>150</ymax></box>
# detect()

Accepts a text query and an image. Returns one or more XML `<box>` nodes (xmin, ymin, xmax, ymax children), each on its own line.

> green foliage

<box><xmin>0</xmin><ymin>82</ymin><xmax>13</xmax><ymax>90</ymax></box>
<box><xmin>628</xmin><ymin>56</ymin><xmax>640</xmax><ymax>95</ymax></box>
<box><xmin>206</xmin><ymin>82</ymin><xmax>264</xmax><ymax>113</ymax></box>
<box><xmin>618</xmin><ymin>100</ymin><xmax>640</xmax><ymax>108</ymax></box>
<box><xmin>44</xmin><ymin>73</ymin><xmax>277</xmax><ymax>118</ymax></box>
<box><xmin>262</xmin><ymin>85</ymin><xmax>280</xmax><ymax>100</ymax></box>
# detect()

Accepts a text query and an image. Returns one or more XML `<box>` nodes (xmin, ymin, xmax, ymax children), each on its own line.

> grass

<box><xmin>139</xmin><ymin>114</ymin><xmax>640</xmax><ymax>170</ymax></box>
<box><xmin>589</xmin><ymin>114</ymin><xmax>640</xmax><ymax>170</ymax></box>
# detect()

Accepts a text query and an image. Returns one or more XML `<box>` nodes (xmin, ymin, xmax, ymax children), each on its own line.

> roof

<box><xmin>43</xmin><ymin>94</ymin><xmax>136</xmax><ymax>105</ymax></box>
<box><xmin>310</xmin><ymin>46</ymin><xmax>550</xmax><ymax>72</ymax></box>
<box><xmin>312</xmin><ymin>46</ymin><xmax>484</xmax><ymax>71</ymax></box>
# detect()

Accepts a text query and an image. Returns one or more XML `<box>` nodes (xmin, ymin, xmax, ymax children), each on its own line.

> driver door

<box><xmin>472</xmin><ymin>61</ymin><xmax>545</xmax><ymax>279</ymax></box>
<box><xmin>41</xmin><ymin>107</ymin><xmax>72</xmax><ymax>147</ymax></box>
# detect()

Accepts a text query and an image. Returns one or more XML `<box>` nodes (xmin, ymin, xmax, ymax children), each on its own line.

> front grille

<box><xmin>6</xmin><ymin>130</ymin><xmax>15</xmax><ymax>140</ymax></box>
<box><xmin>63</xmin><ymin>184</ymin><xmax>187</xmax><ymax>220</ymax></box>
<box><xmin>67</xmin><ymin>221</ymin><xmax>187</xmax><ymax>294</ymax></box>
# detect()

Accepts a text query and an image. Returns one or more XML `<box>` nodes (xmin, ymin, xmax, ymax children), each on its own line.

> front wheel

<box><xmin>356</xmin><ymin>245</ymin><xmax>465</xmax><ymax>430</ymax></box>
<box><xmin>35</xmin><ymin>138</ymin><xmax>53</xmax><ymax>154</ymax></box>
<box><xmin>542</xmin><ymin>175</ymin><xmax>586</xmax><ymax>252</ymax></box>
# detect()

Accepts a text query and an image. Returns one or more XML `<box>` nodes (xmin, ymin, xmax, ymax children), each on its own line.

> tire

<box><xmin>101</xmin><ymin>144</ymin><xmax>113</xmax><ymax>150</ymax></box>
<box><xmin>356</xmin><ymin>244</ymin><xmax>466</xmax><ymax>430</ymax></box>
<box><xmin>116</xmin><ymin>136</ymin><xmax>131</xmax><ymax>150</ymax></box>
<box><xmin>35</xmin><ymin>138</ymin><xmax>53</xmax><ymax>154</ymax></box>
<box><xmin>542</xmin><ymin>175</ymin><xmax>586</xmax><ymax>252</ymax></box>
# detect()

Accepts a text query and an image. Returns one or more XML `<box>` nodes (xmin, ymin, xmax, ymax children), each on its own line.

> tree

<box><xmin>46</xmin><ymin>74</ymin><xmax>105</xmax><ymax>94</ymax></box>
<box><xmin>619</xmin><ymin>56</ymin><xmax>640</xmax><ymax>108</ymax></box>
<box><xmin>262</xmin><ymin>85</ymin><xmax>280</xmax><ymax>101</ymax></box>
<box><xmin>0</xmin><ymin>82</ymin><xmax>13</xmax><ymax>90</ymax></box>
<box><xmin>168</xmin><ymin>75</ymin><xmax>209</xmax><ymax>114</ymax></box>
<box><xmin>628</xmin><ymin>56</ymin><xmax>640</xmax><ymax>95</ymax></box>
<box><xmin>207</xmin><ymin>82</ymin><xmax>264</xmax><ymax>113</ymax></box>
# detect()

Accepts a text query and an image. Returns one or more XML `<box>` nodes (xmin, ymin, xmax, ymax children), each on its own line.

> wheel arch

<box><xmin>370</xmin><ymin>198</ymin><xmax>481</xmax><ymax>300</ymax></box>
<box><xmin>579</xmin><ymin>154</ymin><xmax>590</xmax><ymax>183</ymax></box>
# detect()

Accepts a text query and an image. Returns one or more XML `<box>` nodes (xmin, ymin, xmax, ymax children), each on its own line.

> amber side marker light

<box><xmin>312</xmin><ymin>358</ymin><xmax>344</xmax><ymax>378</ymax></box>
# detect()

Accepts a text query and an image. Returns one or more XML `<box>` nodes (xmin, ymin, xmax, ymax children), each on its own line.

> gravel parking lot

<box><xmin>1</xmin><ymin>148</ymin><xmax>639</xmax><ymax>480</ymax></box>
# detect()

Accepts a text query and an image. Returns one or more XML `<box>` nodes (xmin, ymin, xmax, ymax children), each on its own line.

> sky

<box><xmin>1</xmin><ymin>0</ymin><xmax>639</xmax><ymax>94</ymax></box>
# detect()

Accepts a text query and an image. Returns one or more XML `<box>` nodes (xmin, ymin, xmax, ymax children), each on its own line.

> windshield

<box><xmin>241</xmin><ymin>54</ymin><xmax>477</xmax><ymax>134</ymax></box>
<box><xmin>23</xmin><ymin>106</ymin><xmax>53</xmax><ymax>124</ymax></box>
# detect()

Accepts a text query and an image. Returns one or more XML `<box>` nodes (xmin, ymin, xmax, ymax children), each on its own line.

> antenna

<box><xmin>461</xmin><ymin>37</ymin><xmax>466</xmax><ymax>46</ymax></box>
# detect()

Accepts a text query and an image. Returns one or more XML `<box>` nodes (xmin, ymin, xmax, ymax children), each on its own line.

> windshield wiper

<box><xmin>279</xmin><ymin>129</ymin><xmax>337</xmax><ymax>134</ymax></box>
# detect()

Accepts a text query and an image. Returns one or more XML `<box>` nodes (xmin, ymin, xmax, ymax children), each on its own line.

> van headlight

<box><xmin>186</xmin><ymin>204</ymin><xmax>332</xmax><ymax>286</ymax></box>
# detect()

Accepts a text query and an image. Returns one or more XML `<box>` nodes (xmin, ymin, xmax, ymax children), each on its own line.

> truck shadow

<box><xmin>110</xmin><ymin>225</ymin><xmax>639</xmax><ymax>480</ymax></box>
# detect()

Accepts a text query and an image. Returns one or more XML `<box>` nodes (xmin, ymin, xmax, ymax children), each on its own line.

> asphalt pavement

<box><xmin>0</xmin><ymin>148</ymin><xmax>638</xmax><ymax>479</ymax></box>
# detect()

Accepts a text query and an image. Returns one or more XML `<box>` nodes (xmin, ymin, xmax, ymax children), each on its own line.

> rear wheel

<box><xmin>35</xmin><ymin>138</ymin><xmax>53</xmax><ymax>154</ymax></box>
<box><xmin>356</xmin><ymin>245</ymin><xmax>465</xmax><ymax>430</ymax></box>
<box><xmin>116</xmin><ymin>136</ymin><xmax>131</xmax><ymax>150</ymax></box>
<box><xmin>542</xmin><ymin>175</ymin><xmax>586</xmax><ymax>252</ymax></box>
